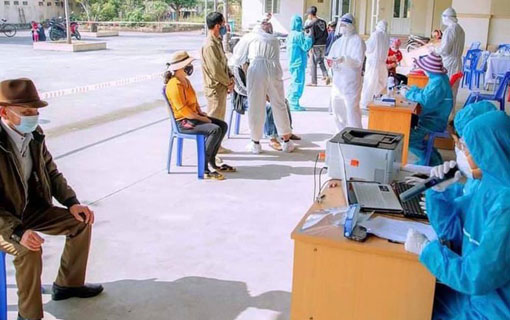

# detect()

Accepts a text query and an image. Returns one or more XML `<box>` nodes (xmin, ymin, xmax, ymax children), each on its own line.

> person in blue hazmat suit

<box><xmin>405</xmin><ymin>109</ymin><xmax>510</xmax><ymax>320</ymax></box>
<box><xmin>449</xmin><ymin>100</ymin><xmax>496</xmax><ymax>195</ymax></box>
<box><xmin>287</xmin><ymin>15</ymin><xmax>313</xmax><ymax>111</ymax></box>
<box><xmin>404</xmin><ymin>52</ymin><xmax>453</xmax><ymax>165</ymax></box>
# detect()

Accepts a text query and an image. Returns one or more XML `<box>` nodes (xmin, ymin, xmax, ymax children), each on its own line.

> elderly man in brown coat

<box><xmin>0</xmin><ymin>79</ymin><xmax>103</xmax><ymax>320</ymax></box>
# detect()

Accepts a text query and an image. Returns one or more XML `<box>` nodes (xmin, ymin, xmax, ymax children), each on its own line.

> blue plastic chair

<box><xmin>162</xmin><ymin>87</ymin><xmax>206</xmax><ymax>179</ymax></box>
<box><xmin>464</xmin><ymin>71</ymin><xmax>510</xmax><ymax>112</ymax></box>
<box><xmin>497</xmin><ymin>44</ymin><xmax>510</xmax><ymax>52</ymax></box>
<box><xmin>424</xmin><ymin>131</ymin><xmax>451</xmax><ymax>166</ymax></box>
<box><xmin>474</xmin><ymin>51</ymin><xmax>491</xmax><ymax>89</ymax></box>
<box><xmin>227</xmin><ymin>107</ymin><xmax>242</xmax><ymax>138</ymax></box>
<box><xmin>462</xmin><ymin>49</ymin><xmax>482</xmax><ymax>90</ymax></box>
<box><xmin>469</xmin><ymin>41</ymin><xmax>481</xmax><ymax>50</ymax></box>
<box><xmin>0</xmin><ymin>252</ymin><xmax>7</xmax><ymax>320</ymax></box>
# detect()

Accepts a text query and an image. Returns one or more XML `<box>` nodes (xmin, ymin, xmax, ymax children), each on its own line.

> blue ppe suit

<box><xmin>421</xmin><ymin>110</ymin><xmax>510</xmax><ymax>320</ymax></box>
<box><xmin>287</xmin><ymin>15</ymin><xmax>313</xmax><ymax>110</ymax></box>
<box><xmin>405</xmin><ymin>73</ymin><xmax>453</xmax><ymax>165</ymax></box>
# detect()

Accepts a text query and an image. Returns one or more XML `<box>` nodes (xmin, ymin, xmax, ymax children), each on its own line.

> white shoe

<box><xmin>247</xmin><ymin>142</ymin><xmax>262</xmax><ymax>154</ymax></box>
<box><xmin>282</xmin><ymin>140</ymin><xmax>296</xmax><ymax>153</ymax></box>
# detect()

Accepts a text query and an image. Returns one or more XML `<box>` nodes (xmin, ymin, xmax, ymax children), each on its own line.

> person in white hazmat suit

<box><xmin>326</xmin><ymin>13</ymin><xmax>366</xmax><ymax>132</ymax></box>
<box><xmin>436</xmin><ymin>7</ymin><xmax>465</xmax><ymax>112</ymax></box>
<box><xmin>360</xmin><ymin>20</ymin><xmax>390</xmax><ymax>110</ymax></box>
<box><xmin>231</xmin><ymin>18</ymin><xmax>295</xmax><ymax>154</ymax></box>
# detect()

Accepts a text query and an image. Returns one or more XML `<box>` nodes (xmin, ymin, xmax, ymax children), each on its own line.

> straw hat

<box><xmin>413</xmin><ymin>52</ymin><xmax>447</xmax><ymax>74</ymax></box>
<box><xmin>167</xmin><ymin>51</ymin><xmax>196</xmax><ymax>71</ymax></box>
<box><xmin>0</xmin><ymin>78</ymin><xmax>48</xmax><ymax>109</ymax></box>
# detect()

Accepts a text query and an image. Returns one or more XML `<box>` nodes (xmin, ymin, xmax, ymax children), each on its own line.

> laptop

<box><xmin>347</xmin><ymin>180</ymin><xmax>428</xmax><ymax>219</ymax></box>
<box><xmin>348</xmin><ymin>181</ymin><xmax>403</xmax><ymax>213</ymax></box>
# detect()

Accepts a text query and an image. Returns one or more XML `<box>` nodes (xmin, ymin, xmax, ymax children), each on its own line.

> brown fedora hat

<box><xmin>0</xmin><ymin>78</ymin><xmax>48</xmax><ymax>109</ymax></box>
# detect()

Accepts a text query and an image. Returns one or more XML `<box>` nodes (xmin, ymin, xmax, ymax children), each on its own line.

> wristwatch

<box><xmin>10</xmin><ymin>226</ymin><xmax>25</xmax><ymax>243</ymax></box>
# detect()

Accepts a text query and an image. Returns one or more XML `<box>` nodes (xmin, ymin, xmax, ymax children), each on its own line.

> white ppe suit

<box><xmin>437</xmin><ymin>8</ymin><xmax>465</xmax><ymax>111</ymax></box>
<box><xmin>360</xmin><ymin>20</ymin><xmax>390</xmax><ymax>109</ymax></box>
<box><xmin>327</xmin><ymin>16</ymin><xmax>366</xmax><ymax>132</ymax></box>
<box><xmin>231</xmin><ymin>27</ymin><xmax>292</xmax><ymax>141</ymax></box>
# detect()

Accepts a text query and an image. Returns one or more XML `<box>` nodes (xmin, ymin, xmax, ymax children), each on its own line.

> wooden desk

<box><xmin>368</xmin><ymin>98</ymin><xmax>419</xmax><ymax>165</ymax></box>
<box><xmin>290</xmin><ymin>185</ymin><xmax>436</xmax><ymax>320</ymax></box>
<box><xmin>408</xmin><ymin>73</ymin><xmax>429</xmax><ymax>88</ymax></box>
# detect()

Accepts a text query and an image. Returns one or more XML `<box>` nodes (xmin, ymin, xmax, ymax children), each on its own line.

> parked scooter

<box><xmin>49</xmin><ymin>17</ymin><xmax>81</xmax><ymax>41</ymax></box>
<box><xmin>406</xmin><ymin>34</ymin><xmax>430</xmax><ymax>52</ymax></box>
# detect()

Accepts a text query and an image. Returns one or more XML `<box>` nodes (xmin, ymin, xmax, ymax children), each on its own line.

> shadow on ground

<box><xmin>39</xmin><ymin>277</ymin><xmax>290</xmax><ymax>320</ymax></box>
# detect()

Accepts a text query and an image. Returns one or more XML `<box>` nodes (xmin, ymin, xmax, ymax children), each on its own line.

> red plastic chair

<box><xmin>450</xmin><ymin>71</ymin><xmax>463</xmax><ymax>88</ymax></box>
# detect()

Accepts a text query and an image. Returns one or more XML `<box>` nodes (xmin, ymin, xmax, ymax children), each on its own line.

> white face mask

<box><xmin>455</xmin><ymin>146</ymin><xmax>473</xmax><ymax>179</ymax></box>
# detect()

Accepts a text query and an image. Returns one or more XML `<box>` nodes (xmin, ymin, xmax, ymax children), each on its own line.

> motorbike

<box><xmin>406</xmin><ymin>34</ymin><xmax>430</xmax><ymax>52</ymax></box>
<box><xmin>49</xmin><ymin>17</ymin><xmax>81</xmax><ymax>41</ymax></box>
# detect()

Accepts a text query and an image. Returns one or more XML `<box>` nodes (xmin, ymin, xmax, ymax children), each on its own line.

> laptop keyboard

<box><xmin>393</xmin><ymin>182</ymin><xmax>428</xmax><ymax>220</ymax></box>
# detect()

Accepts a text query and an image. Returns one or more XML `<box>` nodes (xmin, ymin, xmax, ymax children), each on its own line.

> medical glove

<box><xmin>405</xmin><ymin>228</ymin><xmax>430</xmax><ymax>255</ymax></box>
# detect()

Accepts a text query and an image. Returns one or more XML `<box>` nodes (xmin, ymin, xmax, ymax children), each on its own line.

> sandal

<box><xmin>204</xmin><ymin>171</ymin><xmax>225</xmax><ymax>180</ymax></box>
<box><xmin>269</xmin><ymin>139</ymin><xmax>282</xmax><ymax>151</ymax></box>
<box><xmin>216</xmin><ymin>164</ymin><xmax>237</xmax><ymax>172</ymax></box>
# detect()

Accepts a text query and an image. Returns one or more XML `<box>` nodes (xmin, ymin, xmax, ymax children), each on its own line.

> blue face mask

<box><xmin>220</xmin><ymin>25</ymin><xmax>227</xmax><ymax>36</ymax></box>
<box><xmin>11</xmin><ymin>110</ymin><xmax>39</xmax><ymax>134</ymax></box>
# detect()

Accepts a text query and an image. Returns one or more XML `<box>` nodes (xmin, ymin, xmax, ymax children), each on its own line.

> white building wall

<box><xmin>242</xmin><ymin>0</ymin><xmax>305</xmax><ymax>34</ymax></box>
<box><xmin>1</xmin><ymin>0</ymin><xmax>64</xmax><ymax>24</ymax></box>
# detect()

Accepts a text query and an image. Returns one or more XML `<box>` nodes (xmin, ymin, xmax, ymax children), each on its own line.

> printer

<box><xmin>326</xmin><ymin>128</ymin><xmax>403</xmax><ymax>184</ymax></box>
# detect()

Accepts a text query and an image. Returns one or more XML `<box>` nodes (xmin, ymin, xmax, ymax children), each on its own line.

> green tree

<box><xmin>164</xmin><ymin>0</ymin><xmax>197</xmax><ymax>21</ymax></box>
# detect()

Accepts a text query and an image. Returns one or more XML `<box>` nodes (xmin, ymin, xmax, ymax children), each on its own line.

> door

<box><xmin>391</xmin><ymin>0</ymin><xmax>411</xmax><ymax>35</ymax></box>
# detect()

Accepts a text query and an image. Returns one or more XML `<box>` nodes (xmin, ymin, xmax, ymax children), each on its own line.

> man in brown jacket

<box><xmin>0</xmin><ymin>79</ymin><xmax>103</xmax><ymax>320</ymax></box>
<box><xmin>201</xmin><ymin>11</ymin><xmax>234</xmax><ymax>153</ymax></box>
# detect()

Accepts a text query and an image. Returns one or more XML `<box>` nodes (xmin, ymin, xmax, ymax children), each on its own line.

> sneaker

<box><xmin>290</xmin><ymin>105</ymin><xmax>306</xmax><ymax>111</ymax></box>
<box><xmin>218</xmin><ymin>146</ymin><xmax>232</xmax><ymax>154</ymax></box>
<box><xmin>325</xmin><ymin>77</ymin><xmax>331</xmax><ymax>85</ymax></box>
<box><xmin>306</xmin><ymin>83</ymin><xmax>317</xmax><ymax>87</ymax></box>
<box><xmin>204</xmin><ymin>171</ymin><xmax>225</xmax><ymax>180</ymax></box>
<box><xmin>247</xmin><ymin>141</ymin><xmax>262</xmax><ymax>154</ymax></box>
<box><xmin>282</xmin><ymin>140</ymin><xmax>296</xmax><ymax>153</ymax></box>
<box><xmin>269</xmin><ymin>138</ymin><xmax>282</xmax><ymax>151</ymax></box>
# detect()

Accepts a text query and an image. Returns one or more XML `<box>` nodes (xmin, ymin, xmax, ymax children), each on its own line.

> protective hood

<box><xmin>376</xmin><ymin>20</ymin><xmax>387</xmax><ymax>32</ymax></box>
<box><xmin>454</xmin><ymin>101</ymin><xmax>497</xmax><ymax>137</ymax></box>
<box><xmin>442</xmin><ymin>7</ymin><xmax>458</xmax><ymax>25</ymax></box>
<box><xmin>291</xmin><ymin>14</ymin><xmax>303</xmax><ymax>31</ymax></box>
<box><xmin>463</xmin><ymin>111</ymin><xmax>510</xmax><ymax>185</ymax></box>
<box><xmin>336</xmin><ymin>13</ymin><xmax>356</xmax><ymax>36</ymax></box>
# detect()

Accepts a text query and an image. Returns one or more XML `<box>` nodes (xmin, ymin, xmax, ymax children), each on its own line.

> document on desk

<box><xmin>360</xmin><ymin>216</ymin><xmax>437</xmax><ymax>243</ymax></box>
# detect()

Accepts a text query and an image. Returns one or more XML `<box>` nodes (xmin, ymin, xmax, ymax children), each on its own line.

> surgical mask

<box><xmin>455</xmin><ymin>146</ymin><xmax>473</xmax><ymax>179</ymax></box>
<box><xmin>219</xmin><ymin>25</ymin><xmax>227</xmax><ymax>36</ymax></box>
<box><xmin>10</xmin><ymin>110</ymin><xmax>39</xmax><ymax>134</ymax></box>
<box><xmin>184</xmin><ymin>64</ymin><xmax>194</xmax><ymax>76</ymax></box>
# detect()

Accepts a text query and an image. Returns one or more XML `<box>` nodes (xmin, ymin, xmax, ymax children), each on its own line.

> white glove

<box><xmin>430</xmin><ymin>160</ymin><xmax>462</xmax><ymax>192</ymax></box>
<box><xmin>404</xmin><ymin>175</ymin><xmax>427</xmax><ymax>185</ymax></box>
<box><xmin>405</xmin><ymin>228</ymin><xmax>430</xmax><ymax>255</ymax></box>
<box><xmin>419</xmin><ymin>195</ymin><xmax>427</xmax><ymax>214</ymax></box>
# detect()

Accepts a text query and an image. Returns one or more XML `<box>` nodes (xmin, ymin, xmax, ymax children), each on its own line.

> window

<box><xmin>264</xmin><ymin>0</ymin><xmax>280</xmax><ymax>14</ymax></box>
<box><xmin>4</xmin><ymin>0</ymin><xmax>9</xmax><ymax>4</ymax></box>
<box><xmin>393</xmin><ymin>0</ymin><xmax>400</xmax><ymax>18</ymax></box>
<box><xmin>47</xmin><ymin>1</ymin><xmax>51</xmax><ymax>5</ymax></box>
<box><xmin>13</xmin><ymin>0</ymin><xmax>18</xmax><ymax>4</ymax></box>
<box><xmin>403</xmin><ymin>0</ymin><xmax>410</xmax><ymax>18</ymax></box>
<box><xmin>23</xmin><ymin>1</ymin><xmax>27</xmax><ymax>4</ymax></box>
<box><xmin>341</xmin><ymin>0</ymin><xmax>350</xmax><ymax>16</ymax></box>
<box><xmin>38</xmin><ymin>1</ymin><xmax>43</xmax><ymax>5</ymax></box>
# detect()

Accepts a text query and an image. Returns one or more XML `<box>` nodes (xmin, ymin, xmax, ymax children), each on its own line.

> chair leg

<box><xmin>0</xmin><ymin>252</ymin><xmax>7</xmax><ymax>320</ymax></box>
<box><xmin>196</xmin><ymin>135</ymin><xmax>206</xmax><ymax>179</ymax></box>
<box><xmin>167</xmin><ymin>134</ymin><xmax>175</xmax><ymax>174</ymax></box>
<box><xmin>235</xmin><ymin>112</ymin><xmax>241</xmax><ymax>135</ymax></box>
<box><xmin>227</xmin><ymin>108</ymin><xmax>234</xmax><ymax>139</ymax></box>
<box><xmin>176</xmin><ymin>137</ymin><xmax>184</xmax><ymax>167</ymax></box>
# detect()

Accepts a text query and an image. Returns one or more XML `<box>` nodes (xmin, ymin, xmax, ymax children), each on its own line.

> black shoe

<box><xmin>52</xmin><ymin>283</ymin><xmax>104</xmax><ymax>301</ymax></box>
<box><xmin>17</xmin><ymin>313</ymin><xmax>41</xmax><ymax>320</ymax></box>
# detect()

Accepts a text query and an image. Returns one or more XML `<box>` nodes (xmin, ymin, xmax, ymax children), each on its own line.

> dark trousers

<box><xmin>311</xmin><ymin>46</ymin><xmax>328</xmax><ymax>84</ymax></box>
<box><xmin>394</xmin><ymin>73</ymin><xmax>408</xmax><ymax>85</ymax></box>
<box><xmin>178</xmin><ymin>117</ymin><xmax>227</xmax><ymax>171</ymax></box>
